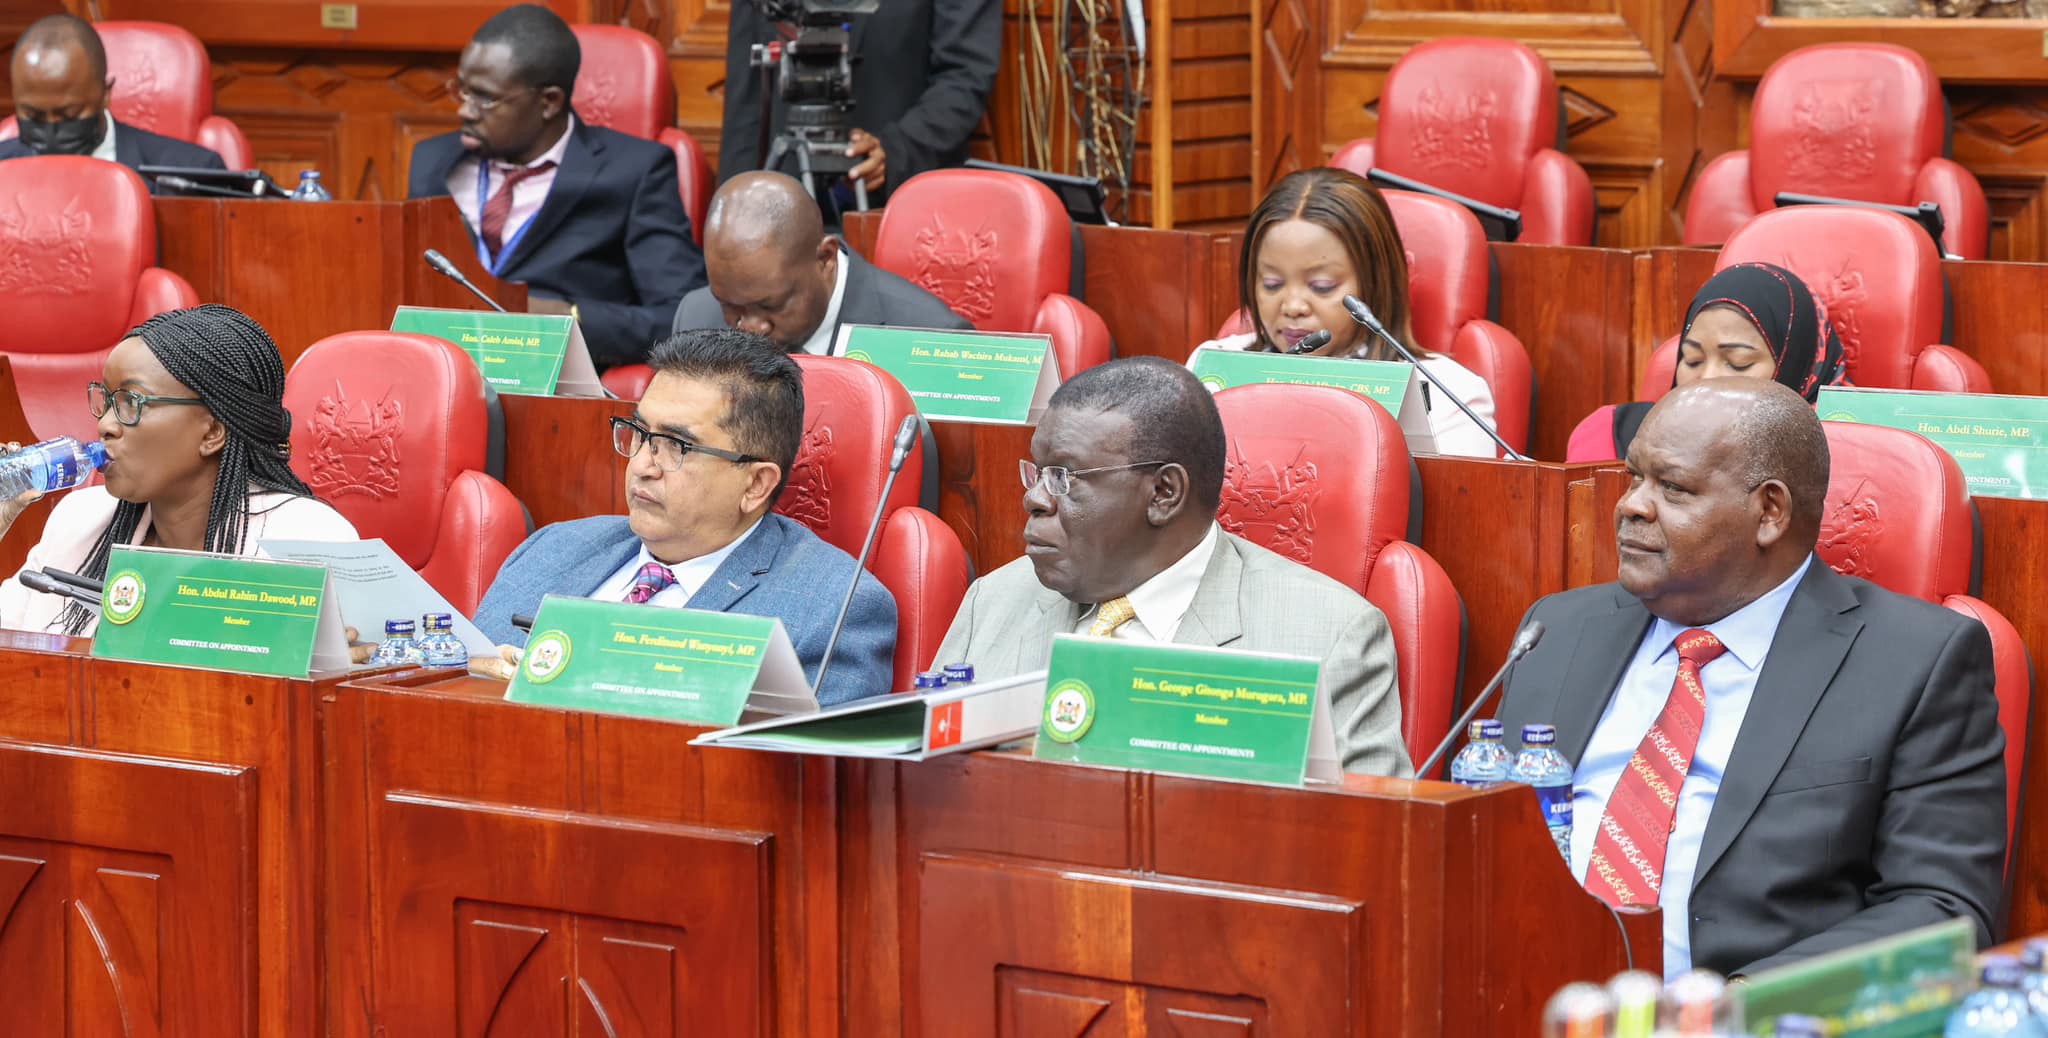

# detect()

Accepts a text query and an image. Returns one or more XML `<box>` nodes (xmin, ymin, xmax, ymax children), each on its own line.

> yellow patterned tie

<box><xmin>1088</xmin><ymin>596</ymin><xmax>1137</xmax><ymax>637</ymax></box>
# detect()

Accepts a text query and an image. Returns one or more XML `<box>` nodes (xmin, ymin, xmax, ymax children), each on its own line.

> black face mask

<box><xmin>19</xmin><ymin>112</ymin><xmax>106</xmax><ymax>156</ymax></box>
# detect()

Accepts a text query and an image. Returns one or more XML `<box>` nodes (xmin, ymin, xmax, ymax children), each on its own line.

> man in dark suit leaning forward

<box><xmin>673</xmin><ymin>171</ymin><xmax>969</xmax><ymax>354</ymax></box>
<box><xmin>472</xmin><ymin>328</ymin><xmax>896</xmax><ymax>706</ymax></box>
<box><xmin>1498</xmin><ymin>378</ymin><xmax>2004</xmax><ymax>978</ymax></box>
<box><xmin>932</xmin><ymin>357</ymin><xmax>1412</xmax><ymax>777</ymax></box>
<box><xmin>409</xmin><ymin>4</ymin><xmax>705</xmax><ymax>367</ymax></box>
<box><xmin>0</xmin><ymin>14</ymin><xmax>227</xmax><ymax>179</ymax></box>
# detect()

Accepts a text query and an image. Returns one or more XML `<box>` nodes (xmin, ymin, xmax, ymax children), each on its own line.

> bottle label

<box><xmin>1535</xmin><ymin>783</ymin><xmax>1573</xmax><ymax>828</ymax></box>
<box><xmin>40</xmin><ymin>452</ymin><xmax>80</xmax><ymax>491</ymax></box>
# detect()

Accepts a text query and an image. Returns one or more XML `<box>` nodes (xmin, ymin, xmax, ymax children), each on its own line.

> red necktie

<box><xmin>1584</xmin><ymin>628</ymin><xmax>1727</xmax><ymax>908</ymax></box>
<box><xmin>480</xmin><ymin>160</ymin><xmax>556</xmax><ymax>259</ymax></box>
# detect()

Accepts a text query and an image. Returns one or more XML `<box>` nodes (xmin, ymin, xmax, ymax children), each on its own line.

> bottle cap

<box><xmin>421</xmin><ymin>612</ymin><xmax>452</xmax><ymax>630</ymax></box>
<box><xmin>1982</xmin><ymin>954</ymin><xmax>2024</xmax><ymax>988</ymax></box>
<box><xmin>382</xmin><ymin>619</ymin><xmax>416</xmax><ymax>636</ymax></box>
<box><xmin>913</xmin><ymin>670</ymin><xmax>948</xmax><ymax>689</ymax></box>
<box><xmin>1521</xmin><ymin>723</ymin><xmax>1557</xmax><ymax>746</ymax></box>
<box><xmin>2023</xmin><ymin>937</ymin><xmax>2048</xmax><ymax>971</ymax></box>
<box><xmin>1469</xmin><ymin>718</ymin><xmax>1504</xmax><ymax>741</ymax></box>
<box><xmin>1772</xmin><ymin>1014</ymin><xmax>1826</xmax><ymax>1038</ymax></box>
<box><xmin>942</xmin><ymin>662</ymin><xmax>975</xmax><ymax>684</ymax></box>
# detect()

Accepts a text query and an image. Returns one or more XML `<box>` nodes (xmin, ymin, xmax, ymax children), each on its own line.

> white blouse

<box><xmin>0</xmin><ymin>485</ymin><xmax>360</xmax><ymax>637</ymax></box>
<box><xmin>1193</xmin><ymin>333</ymin><xmax>1501</xmax><ymax>459</ymax></box>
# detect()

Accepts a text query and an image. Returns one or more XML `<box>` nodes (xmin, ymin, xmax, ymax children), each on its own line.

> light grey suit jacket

<box><xmin>933</xmin><ymin>532</ymin><xmax>1413</xmax><ymax>777</ymax></box>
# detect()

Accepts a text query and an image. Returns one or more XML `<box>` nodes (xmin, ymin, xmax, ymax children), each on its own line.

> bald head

<box><xmin>702</xmin><ymin>173</ymin><xmax>839</xmax><ymax>352</ymax></box>
<box><xmin>11</xmin><ymin>13</ymin><xmax>111</xmax><ymax>156</ymax></box>
<box><xmin>1651</xmin><ymin>378</ymin><xmax>1831</xmax><ymax>536</ymax></box>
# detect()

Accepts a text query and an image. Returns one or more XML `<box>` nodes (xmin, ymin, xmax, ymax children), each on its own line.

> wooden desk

<box><xmin>153</xmin><ymin>196</ymin><xmax>527</xmax><ymax>365</ymax></box>
<box><xmin>0</xmin><ymin>638</ymin><xmax>344</xmax><ymax>1036</ymax></box>
<box><xmin>840</xmin><ymin>751</ymin><xmax>1657</xmax><ymax>1035</ymax></box>
<box><xmin>323</xmin><ymin>668</ymin><xmax>842</xmax><ymax>1037</ymax></box>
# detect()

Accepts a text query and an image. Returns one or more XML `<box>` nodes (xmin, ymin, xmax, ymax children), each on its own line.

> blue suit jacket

<box><xmin>473</xmin><ymin>512</ymin><xmax>897</xmax><ymax>706</ymax></box>
<box><xmin>407</xmin><ymin>114</ymin><xmax>707</xmax><ymax>368</ymax></box>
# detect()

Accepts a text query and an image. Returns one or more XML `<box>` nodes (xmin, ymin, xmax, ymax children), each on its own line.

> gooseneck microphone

<box><xmin>21</xmin><ymin>570</ymin><xmax>99</xmax><ymax>607</ymax></box>
<box><xmin>1286</xmin><ymin>329</ymin><xmax>1333</xmax><ymax>355</ymax></box>
<box><xmin>812</xmin><ymin>415</ymin><xmax>920</xmax><ymax>697</ymax></box>
<box><xmin>1415</xmin><ymin>621</ymin><xmax>1546</xmax><ymax>779</ymax></box>
<box><xmin>153</xmin><ymin>174</ymin><xmax>249</xmax><ymax>199</ymax></box>
<box><xmin>1340</xmin><ymin>295</ymin><xmax>1528</xmax><ymax>462</ymax></box>
<box><xmin>424</xmin><ymin>249</ymin><xmax>509</xmax><ymax>313</ymax></box>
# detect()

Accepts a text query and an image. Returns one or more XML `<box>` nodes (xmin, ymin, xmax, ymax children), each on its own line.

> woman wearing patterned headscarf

<box><xmin>1568</xmin><ymin>262</ymin><xmax>1849</xmax><ymax>462</ymax></box>
<box><xmin>0</xmin><ymin>304</ymin><xmax>359</xmax><ymax>635</ymax></box>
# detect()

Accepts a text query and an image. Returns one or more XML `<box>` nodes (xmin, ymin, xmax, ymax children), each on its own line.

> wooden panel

<box><xmin>93</xmin><ymin>0</ymin><xmax>599</xmax><ymax>50</ymax></box>
<box><xmin>498</xmin><ymin>393</ymin><xmax>633</xmax><ymax>531</ymax></box>
<box><xmin>1491</xmin><ymin>242</ymin><xmax>1638</xmax><ymax>459</ymax></box>
<box><xmin>858</xmin><ymin>752</ymin><xmax>1660</xmax><ymax>1036</ymax></box>
<box><xmin>1975</xmin><ymin>495</ymin><xmax>2048</xmax><ymax>938</ymax></box>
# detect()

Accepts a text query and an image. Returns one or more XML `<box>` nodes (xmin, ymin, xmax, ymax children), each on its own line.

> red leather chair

<box><xmin>283</xmin><ymin>332</ymin><xmax>529</xmax><ymax>617</ymax></box>
<box><xmin>0</xmin><ymin>156</ymin><xmax>197</xmax><ymax>442</ymax></box>
<box><xmin>1683</xmin><ymin>44</ymin><xmax>1987</xmax><ymax>260</ymax></box>
<box><xmin>1634</xmin><ymin>207</ymin><xmax>1988</xmax><ymax>403</ymax></box>
<box><xmin>1212</xmin><ymin>189</ymin><xmax>1534</xmax><ymax>457</ymax></box>
<box><xmin>1329</xmin><ymin>37</ymin><xmax>1594</xmax><ymax>246</ymax></box>
<box><xmin>1213</xmin><ymin>383</ymin><xmax>1464</xmax><ymax>776</ymax></box>
<box><xmin>569</xmin><ymin>25</ymin><xmax>712</xmax><ymax>246</ymax></box>
<box><xmin>1819</xmin><ymin>421</ymin><xmax>2029</xmax><ymax>853</ymax></box>
<box><xmin>0</xmin><ymin>21</ymin><xmax>254</xmax><ymax>170</ymax></box>
<box><xmin>873</xmin><ymin>169</ymin><xmax>1113</xmax><ymax>381</ymax></box>
<box><xmin>780</xmin><ymin>355</ymin><xmax>970</xmax><ymax>691</ymax></box>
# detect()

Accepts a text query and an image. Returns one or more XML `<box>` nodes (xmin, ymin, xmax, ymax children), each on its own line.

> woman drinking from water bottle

<box><xmin>0</xmin><ymin>304</ymin><xmax>358</xmax><ymax>636</ymax></box>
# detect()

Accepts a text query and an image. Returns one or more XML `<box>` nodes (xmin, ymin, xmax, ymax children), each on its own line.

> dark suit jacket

<box><xmin>471</xmin><ymin>512</ymin><xmax>896</xmax><ymax>706</ymax></box>
<box><xmin>1496</xmin><ymin>561</ymin><xmax>2005</xmax><ymax>977</ymax></box>
<box><xmin>407</xmin><ymin>116</ymin><xmax>707</xmax><ymax>368</ymax></box>
<box><xmin>0</xmin><ymin>118</ymin><xmax>225</xmax><ymax>191</ymax></box>
<box><xmin>671</xmin><ymin>246</ymin><xmax>970</xmax><ymax>346</ymax></box>
<box><xmin>718</xmin><ymin>0</ymin><xmax>1001</xmax><ymax>200</ymax></box>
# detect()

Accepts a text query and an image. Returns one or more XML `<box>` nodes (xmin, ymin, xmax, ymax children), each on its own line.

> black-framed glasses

<box><xmin>445</xmin><ymin>79</ymin><xmax>535</xmax><ymax>112</ymax></box>
<box><xmin>87</xmin><ymin>381</ymin><xmax>206</xmax><ymax>427</ymax></box>
<box><xmin>1019</xmin><ymin>459</ymin><xmax>1169</xmax><ymax>497</ymax></box>
<box><xmin>610</xmin><ymin>416</ymin><xmax>761</xmax><ymax>472</ymax></box>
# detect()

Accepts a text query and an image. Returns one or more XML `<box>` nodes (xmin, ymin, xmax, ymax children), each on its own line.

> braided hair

<box><xmin>57</xmin><ymin>304</ymin><xmax>314</xmax><ymax>634</ymax></box>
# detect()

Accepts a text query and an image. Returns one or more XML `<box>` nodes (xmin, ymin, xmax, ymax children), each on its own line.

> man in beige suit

<box><xmin>933</xmin><ymin>356</ymin><xmax>1412</xmax><ymax>777</ymax></box>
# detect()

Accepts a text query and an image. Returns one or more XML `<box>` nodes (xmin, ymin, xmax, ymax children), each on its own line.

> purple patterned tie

<box><xmin>622</xmin><ymin>562</ymin><xmax>676</xmax><ymax>604</ymax></box>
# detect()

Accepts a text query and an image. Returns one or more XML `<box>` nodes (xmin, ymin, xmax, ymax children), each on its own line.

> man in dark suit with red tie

<box><xmin>1497</xmin><ymin>378</ymin><xmax>2004</xmax><ymax>979</ymax></box>
<box><xmin>408</xmin><ymin>5</ymin><xmax>705</xmax><ymax>368</ymax></box>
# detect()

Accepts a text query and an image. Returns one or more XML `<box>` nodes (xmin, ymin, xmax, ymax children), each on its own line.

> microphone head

<box><xmin>887</xmin><ymin>415</ymin><xmax>920</xmax><ymax>471</ymax></box>
<box><xmin>1341</xmin><ymin>294</ymin><xmax>1380</xmax><ymax>330</ymax></box>
<box><xmin>1510</xmin><ymin>620</ymin><xmax>1546</xmax><ymax>657</ymax></box>
<box><xmin>424</xmin><ymin>249</ymin><xmax>460</xmax><ymax>278</ymax></box>
<box><xmin>1288</xmin><ymin>329</ymin><xmax>1333</xmax><ymax>355</ymax></box>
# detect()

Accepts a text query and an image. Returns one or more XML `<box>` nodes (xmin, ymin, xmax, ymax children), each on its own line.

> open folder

<box><xmin>692</xmin><ymin>671</ymin><xmax>1047</xmax><ymax>760</ymax></box>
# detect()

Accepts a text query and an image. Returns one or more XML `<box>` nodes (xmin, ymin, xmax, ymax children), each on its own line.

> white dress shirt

<box><xmin>446</xmin><ymin>114</ymin><xmax>576</xmax><ymax>268</ymax></box>
<box><xmin>1568</xmin><ymin>554</ymin><xmax>1814</xmax><ymax>978</ymax></box>
<box><xmin>589</xmin><ymin>518</ymin><xmax>762</xmax><ymax>608</ymax></box>
<box><xmin>1072</xmin><ymin>523</ymin><xmax>1219</xmax><ymax>643</ymax></box>
<box><xmin>91</xmin><ymin>112</ymin><xmax>116</xmax><ymax>162</ymax></box>
<box><xmin>1192</xmin><ymin>332</ymin><xmax>1499</xmax><ymax>459</ymax></box>
<box><xmin>796</xmin><ymin>247</ymin><xmax>851</xmax><ymax>356</ymax></box>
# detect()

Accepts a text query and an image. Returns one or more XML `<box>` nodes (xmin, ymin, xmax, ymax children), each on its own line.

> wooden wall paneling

<box><xmin>498</xmin><ymin>393</ymin><xmax>633</xmax><ymax>530</ymax></box>
<box><xmin>1491</xmin><ymin>242</ymin><xmax>1637</xmax><ymax>458</ymax></box>
<box><xmin>91</xmin><ymin>0</ymin><xmax>600</xmax><ymax>49</ymax></box>
<box><xmin>665</xmin><ymin>0</ymin><xmax>731</xmax><ymax>159</ymax></box>
<box><xmin>932</xmin><ymin>420</ymin><xmax>1032</xmax><ymax>577</ymax></box>
<box><xmin>1250</xmin><ymin>0</ymin><xmax>1325</xmax><ymax>200</ymax></box>
<box><xmin>1976</xmin><ymin>495</ymin><xmax>2048</xmax><ymax>938</ymax></box>
<box><xmin>1950</xmin><ymin>87</ymin><xmax>2048</xmax><ymax>264</ymax></box>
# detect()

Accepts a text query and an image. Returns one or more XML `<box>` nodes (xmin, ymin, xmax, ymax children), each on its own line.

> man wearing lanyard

<box><xmin>409</xmin><ymin>4</ymin><xmax>705</xmax><ymax>368</ymax></box>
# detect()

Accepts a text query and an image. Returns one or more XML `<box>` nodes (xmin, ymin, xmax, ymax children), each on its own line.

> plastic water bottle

<box><xmin>1946</xmin><ymin>957</ymin><xmax>2047</xmax><ymax>1038</ymax></box>
<box><xmin>1605</xmin><ymin>970</ymin><xmax>1663</xmax><ymax>1038</ymax></box>
<box><xmin>1773</xmin><ymin>1014</ymin><xmax>1828</xmax><ymax>1038</ymax></box>
<box><xmin>416</xmin><ymin>613</ymin><xmax>466</xmax><ymax>667</ymax></box>
<box><xmin>1449</xmin><ymin>718</ymin><xmax>1514</xmax><ymax>787</ymax></box>
<box><xmin>368</xmin><ymin>619</ymin><xmax>423</xmax><ymax>666</ymax></box>
<box><xmin>290</xmin><ymin>170</ymin><xmax>332</xmax><ymax>201</ymax></box>
<box><xmin>1513</xmin><ymin>723</ymin><xmax>1574</xmax><ymax>860</ymax></box>
<box><xmin>1658</xmin><ymin>968</ymin><xmax>1742</xmax><ymax>1036</ymax></box>
<box><xmin>1542</xmin><ymin>981</ymin><xmax>1614</xmax><ymax>1037</ymax></box>
<box><xmin>2020</xmin><ymin>939</ymin><xmax>2048</xmax><ymax>1022</ymax></box>
<box><xmin>0</xmin><ymin>437</ymin><xmax>105</xmax><ymax>498</ymax></box>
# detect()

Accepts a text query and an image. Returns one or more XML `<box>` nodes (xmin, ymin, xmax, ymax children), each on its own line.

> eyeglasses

<box><xmin>87</xmin><ymin>382</ymin><xmax>206</xmax><ymax>427</ymax></box>
<box><xmin>610</xmin><ymin>416</ymin><xmax>761</xmax><ymax>472</ymax></box>
<box><xmin>445</xmin><ymin>79</ymin><xmax>534</xmax><ymax>112</ymax></box>
<box><xmin>1019</xmin><ymin>459</ymin><xmax>1169</xmax><ymax>497</ymax></box>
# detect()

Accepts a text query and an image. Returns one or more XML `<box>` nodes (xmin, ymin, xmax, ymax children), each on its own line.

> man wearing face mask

<box><xmin>409</xmin><ymin>4</ymin><xmax>705</xmax><ymax>368</ymax></box>
<box><xmin>0</xmin><ymin>14</ymin><xmax>226</xmax><ymax>179</ymax></box>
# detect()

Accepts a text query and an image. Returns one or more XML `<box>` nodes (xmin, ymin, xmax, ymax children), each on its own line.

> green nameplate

<box><xmin>1034</xmin><ymin>634</ymin><xmax>1337</xmax><ymax>786</ymax></box>
<box><xmin>505</xmin><ymin>596</ymin><xmax>812</xmax><ymax>725</ymax></box>
<box><xmin>91</xmin><ymin>546</ymin><xmax>350</xmax><ymax>677</ymax></box>
<box><xmin>390</xmin><ymin>306</ymin><xmax>604</xmax><ymax>398</ymax></box>
<box><xmin>834</xmin><ymin>324</ymin><xmax>1059</xmax><ymax>424</ymax></box>
<box><xmin>1189</xmin><ymin>347</ymin><xmax>1439</xmax><ymax>455</ymax></box>
<box><xmin>1737</xmin><ymin>917</ymin><xmax>1972</xmax><ymax>1037</ymax></box>
<box><xmin>1820</xmin><ymin>387</ymin><xmax>2048</xmax><ymax>500</ymax></box>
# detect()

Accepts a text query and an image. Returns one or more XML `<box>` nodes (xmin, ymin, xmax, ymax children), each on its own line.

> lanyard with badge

<box><xmin>471</xmin><ymin>161</ymin><xmax>542</xmax><ymax>277</ymax></box>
